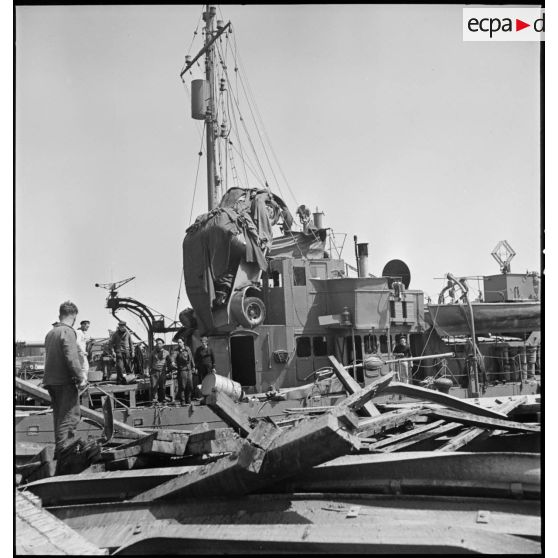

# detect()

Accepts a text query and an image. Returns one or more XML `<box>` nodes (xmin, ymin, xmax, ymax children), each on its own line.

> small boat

<box><xmin>426</xmin><ymin>301</ymin><xmax>540</xmax><ymax>337</ymax></box>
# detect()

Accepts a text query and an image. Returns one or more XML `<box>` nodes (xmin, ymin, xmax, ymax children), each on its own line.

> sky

<box><xmin>15</xmin><ymin>4</ymin><xmax>541</xmax><ymax>342</ymax></box>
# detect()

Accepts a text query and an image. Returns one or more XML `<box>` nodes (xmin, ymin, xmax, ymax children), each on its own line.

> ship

<box><xmin>16</xmin><ymin>5</ymin><xmax>540</xmax><ymax>444</ymax></box>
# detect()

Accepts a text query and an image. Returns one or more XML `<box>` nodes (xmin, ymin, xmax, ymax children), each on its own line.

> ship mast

<box><xmin>204</xmin><ymin>5</ymin><xmax>218</xmax><ymax>211</ymax></box>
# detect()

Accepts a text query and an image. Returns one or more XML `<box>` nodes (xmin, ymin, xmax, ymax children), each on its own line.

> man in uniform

<box><xmin>393</xmin><ymin>335</ymin><xmax>412</xmax><ymax>383</ymax></box>
<box><xmin>150</xmin><ymin>338</ymin><xmax>173</xmax><ymax>404</ymax></box>
<box><xmin>108</xmin><ymin>321</ymin><xmax>133</xmax><ymax>384</ymax></box>
<box><xmin>194</xmin><ymin>335</ymin><xmax>216</xmax><ymax>385</ymax></box>
<box><xmin>173</xmin><ymin>338</ymin><xmax>195</xmax><ymax>405</ymax></box>
<box><xmin>43</xmin><ymin>301</ymin><xmax>87</xmax><ymax>462</ymax></box>
<box><xmin>75</xmin><ymin>319</ymin><xmax>91</xmax><ymax>382</ymax></box>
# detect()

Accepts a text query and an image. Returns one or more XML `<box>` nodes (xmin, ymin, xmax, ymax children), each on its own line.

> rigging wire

<box><xmin>230</xmin><ymin>32</ymin><xmax>299</xmax><ymax>210</ymax></box>
<box><xmin>215</xmin><ymin>41</ymin><xmax>267</xmax><ymax>185</ymax></box>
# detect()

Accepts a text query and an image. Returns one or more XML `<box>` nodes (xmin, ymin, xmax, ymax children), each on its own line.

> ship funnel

<box><xmin>313</xmin><ymin>208</ymin><xmax>324</xmax><ymax>229</ymax></box>
<box><xmin>191</xmin><ymin>79</ymin><xmax>209</xmax><ymax>120</ymax></box>
<box><xmin>357</xmin><ymin>242</ymin><xmax>369</xmax><ymax>278</ymax></box>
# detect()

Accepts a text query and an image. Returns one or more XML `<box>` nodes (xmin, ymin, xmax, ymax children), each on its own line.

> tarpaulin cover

<box><xmin>183</xmin><ymin>188</ymin><xmax>292</xmax><ymax>298</ymax></box>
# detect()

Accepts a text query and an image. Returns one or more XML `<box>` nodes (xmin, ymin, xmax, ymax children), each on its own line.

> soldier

<box><xmin>194</xmin><ymin>335</ymin><xmax>216</xmax><ymax>383</ymax></box>
<box><xmin>173</xmin><ymin>338</ymin><xmax>195</xmax><ymax>405</ymax></box>
<box><xmin>150</xmin><ymin>338</ymin><xmax>173</xmax><ymax>404</ymax></box>
<box><xmin>43</xmin><ymin>301</ymin><xmax>87</xmax><ymax>462</ymax></box>
<box><xmin>108</xmin><ymin>321</ymin><xmax>133</xmax><ymax>384</ymax></box>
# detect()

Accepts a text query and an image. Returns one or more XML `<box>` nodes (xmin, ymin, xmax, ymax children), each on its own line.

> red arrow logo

<box><xmin>516</xmin><ymin>19</ymin><xmax>530</xmax><ymax>31</ymax></box>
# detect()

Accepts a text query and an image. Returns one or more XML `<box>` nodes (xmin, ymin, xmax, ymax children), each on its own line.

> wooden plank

<box><xmin>205</xmin><ymin>391</ymin><xmax>253</xmax><ymax>436</ymax></box>
<box><xmin>356</xmin><ymin>408</ymin><xmax>425</xmax><ymax>438</ymax></box>
<box><xmin>16</xmin><ymin>442</ymin><xmax>47</xmax><ymax>458</ymax></box>
<box><xmin>131</xmin><ymin>441</ymin><xmax>266</xmax><ymax>502</ymax></box>
<box><xmin>15</xmin><ymin>377</ymin><xmax>148</xmax><ymax>440</ymax></box>
<box><xmin>246</xmin><ymin>419</ymin><xmax>283</xmax><ymax>451</ymax></box>
<box><xmin>187</xmin><ymin>427</ymin><xmax>235</xmax><ymax>445</ymax></box>
<box><xmin>493</xmin><ymin>396</ymin><xmax>528</xmax><ymax>416</ymax></box>
<box><xmin>436</xmin><ymin>395</ymin><xmax>530</xmax><ymax>452</ymax></box>
<box><xmin>187</xmin><ymin>437</ymin><xmax>243</xmax><ymax>456</ymax></box>
<box><xmin>339</xmin><ymin>372</ymin><xmax>394</xmax><ymax>411</ymax></box>
<box><xmin>16</xmin><ymin>490</ymin><xmax>106</xmax><ymax>555</ymax></box>
<box><xmin>437</xmin><ymin>427</ymin><xmax>487</xmax><ymax>452</ymax></box>
<box><xmin>383</xmin><ymin>422</ymin><xmax>463</xmax><ymax>452</ymax></box>
<box><xmin>429</xmin><ymin>408</ymin><xmax>540</xmax><ymax>433</ymax></box>
<box><xmin>256</xmin><ymin>409</ymin><xmax>359</xmax><ymax>484</ymax></box>
<box><xmin>379</xmin><ymin>382</ymin><xmax>508</xmax><ymax>420</ymax></box>
<box><xmin>329</xmin><ymin>356</ymin><xmax>380</xmax><ymax>417</ymax></box>
<box><xmin>367</xmin><ymin>420</ymin><xmax>446</xmax><ymax>450</ymax></box>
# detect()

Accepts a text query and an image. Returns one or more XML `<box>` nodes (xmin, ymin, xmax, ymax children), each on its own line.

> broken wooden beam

<box><xmin>15</xmin><ymin>377</ymin><xmax>148</xmax><ymax>440</ymax></box>
<box><xmin>356</xmin><ymin>408</ymin><xmax>425</xmax><ymax>438</ymax></box>
<box><xmin>205</xmin><ymin>391</ymin><xmax>254</xmax><ymax>436</ymax></box>
<box><xmin>437</xmin><ymin>427</ymin><xmax>488</xmax><ymax>452</ymax></box>
<box><xmin>436</xmin><ymin>395</ymin><xmax>530</xmax><ymax>452</ymax></box>
<box><xmin>102</xmin><ymin>430</ymin><xmax>190</xmax><ymax>460</ymax></box>
<box><xmin>131</xmin><ymin>440</ymin><xmax>266</xmax><ymax>501</ymax></box>
<box><xmin>339</xmin><ymin>372</ymin><xmax>394</xmax><ymax>411</ymax></box>
<box><xmin>428</xmin><ymin>408</ymin><xmax>540</xmax><ymax>434</ymax></box>
<box><xmin>329</xmin><ymin>356</ymin><xmax>381</xmax><ymax>417</ymax></box>
<box><xmin>367</xmin><ymin>420</ymin><xmax>447</xmax><ymax>450</ymax></box>
<box><xmin>132</xmin><ymin>407</ymin><xmax>360</xmax><ymax>502</ymax></box>
<box><xmin>382</xmin><ymin>422</ymin><xmax>463</xmax><ymax>452</ymax></box>
<box><xmin>379</xmin><ymin>382</ymin><xmax>508</xmax><ymax>420</ymax></box>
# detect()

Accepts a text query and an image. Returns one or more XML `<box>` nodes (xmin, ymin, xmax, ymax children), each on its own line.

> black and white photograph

<box><xmin>14</xmin><ymin>3</ymin><xmax>544</xmax><ymax>554</ymax></box>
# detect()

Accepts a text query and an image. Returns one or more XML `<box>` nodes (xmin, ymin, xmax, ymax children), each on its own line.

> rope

<box><xmin>187</xmin><ymin>127</ymin><xmax>206</xmax><ymax>226</ymax></box>
<box><xmin>174</xmin><ymin>268</ymin><xmax>184</xmax><ymax>322</ymax></box>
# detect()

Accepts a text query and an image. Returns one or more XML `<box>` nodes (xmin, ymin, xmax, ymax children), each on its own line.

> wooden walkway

<box><xmin>15</xmin><ymin>490</ymin><xmax>106</xmax><ymax>555</ymax></box>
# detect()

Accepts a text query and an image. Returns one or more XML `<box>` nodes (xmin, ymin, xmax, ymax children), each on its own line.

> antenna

<box><xmin>491</xmin><ymin>240</ymin><xmax>515</xmax><ymax>274</ymax></box>
<box><xmin>95</xmin><ymin>276</ymin><xmax>136</xmax><ymax>295</ymax></box>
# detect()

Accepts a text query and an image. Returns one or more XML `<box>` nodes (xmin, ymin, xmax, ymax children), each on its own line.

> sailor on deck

<box><xmin>393</xmin><ymin>335</ymin><xmax>412</xmax><ymax>383</ymax></box>
<box><xmin>194</xmin><ymin>335</ymin><xmax>216</xmax><ymax>384</ymax></box>
<box><xmin>43</xmin><ymin>301</ymin><xmax>87</xmax><ymax>464</ymax></box>
<box><xmin>173</xmin><ymin>338</ymin><xmax>195</xmax><ymax>405</ymax></box>
<box><xmin>150</xmin><ymin>338</ymin><xmax>173</xmax><ymax>404</ymax></box>
<box><xmin>109</xmin><ymin>321</ymin><xmax>133</xmax><ymax>384</ymax></box>
<box><xmin>75</xmin><ymin>319</ymin><xmax>91</xmax><ymax>381</ymax></box>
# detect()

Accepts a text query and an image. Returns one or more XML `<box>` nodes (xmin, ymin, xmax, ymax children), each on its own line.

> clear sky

<box><xmin>15</xmin><ymin>4</ymin><xmax>541</xmax><ymax>342</ymax></box>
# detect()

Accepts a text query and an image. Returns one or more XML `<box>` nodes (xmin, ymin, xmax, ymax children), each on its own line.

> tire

<box><xmin>241</xmin><ymin>297</ymin><xmax>266</xmax><ymax>328</ymax></box>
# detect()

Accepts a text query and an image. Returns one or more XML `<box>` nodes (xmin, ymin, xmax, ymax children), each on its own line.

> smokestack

<box><xmin>357</xmin><ymin>243</ymin><xmax>369</xmax><ymax>278</ymax></box>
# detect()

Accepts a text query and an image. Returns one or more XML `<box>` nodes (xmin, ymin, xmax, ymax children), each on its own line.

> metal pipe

<box><xmin>357</xmin><ymin>242</ymin><xmax>369</xmax><ymax>278</ymax></box>
<box><xmin>383</xmin><ymin>352</ymin><xmax>455</xmax><ymax>364</ymax></box>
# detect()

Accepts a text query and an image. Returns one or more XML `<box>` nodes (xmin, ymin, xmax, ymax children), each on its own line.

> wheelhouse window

<box><xmin>296</xmin><ymin>336</ymin><xmax>311</xmax><ymax>358</ymax></box>
<box><xmin>379</xmin><ymin>335</ymin><xmax>388</xmax><ymax>353</ymax></box>
<box><xmin>313</xmin><ymin>336</ymin><xmax>328</xmax><ymax>356</ymax></box>
<box><xmin>293</xmin><ymin>266</ymin><xmax>307</xmax><ymax>286</ymax></box>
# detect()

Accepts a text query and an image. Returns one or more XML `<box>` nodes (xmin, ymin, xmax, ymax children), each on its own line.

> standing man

<box><xmin>75</xmin><ymin>320</ymin><xmax>91</xmax><ymax>382</ymax></box>
<box><xmin>173</xmin><ymin>338</ymin><xmax>195</xmax><ymax>406</ymax></box>
<box><xmin>150</xmin><ymin>338</ymin><xmax>173</xmax><ymax>404</ymax></box>
<box><xmin>43</xmin><ymin>301</ymin><xmax>87</xmax><ymax>462</ymax></box>
<box><xmin>393</xmin><ymin>335</ymin><xmax>412</xmax><ymax>383</ymax></box>
<box><xmin>194</xmin><ymin>335</ymin><xmax>216</xmax><ymax>386</ymax></box>
<box><xmin>108</xmin><ymin>321</ymin><xmax>133</xmax><ymax>384</ymax></box>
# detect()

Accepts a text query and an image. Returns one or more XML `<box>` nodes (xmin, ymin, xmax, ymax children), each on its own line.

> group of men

<box><xmin>149</xmin><ymin>334</ymin><xmax>215</xmax><ymax>405</ymax></box>
<box><xmin>42</xmin><ymin>301</ymin><xmax>216</xmax><ymax>461</ymax></box>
